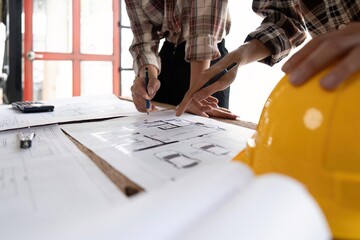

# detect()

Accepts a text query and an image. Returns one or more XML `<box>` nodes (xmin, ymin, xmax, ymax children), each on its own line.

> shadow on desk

<box><xmin>65</xmin><ymin>131</ymin><xmax>144</xmax><ymax>197</ymax></box>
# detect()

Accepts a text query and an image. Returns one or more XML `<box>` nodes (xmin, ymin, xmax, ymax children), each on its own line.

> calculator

<box><xmin>11</xmin><ymin>101</ymin><xmax>55</xmax><ymax>113</ymax></box>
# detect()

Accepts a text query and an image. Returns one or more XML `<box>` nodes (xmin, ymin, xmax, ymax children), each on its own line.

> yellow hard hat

<box><xmin>234</xmin><ymin>67</ymin><xmax>360</xmax><ymax>239</ymax></box>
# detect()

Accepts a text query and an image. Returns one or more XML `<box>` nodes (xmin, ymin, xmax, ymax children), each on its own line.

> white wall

<box><xmin>227</xmin><ymin>1</ymin><xmax>286</xmax><ymax>123</ymax></box>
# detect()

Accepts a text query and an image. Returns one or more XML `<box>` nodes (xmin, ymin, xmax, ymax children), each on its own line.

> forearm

<box><xmin>125</xmin><ymin>0</ymin><xmax>161</xmax><ymax>75</ymax></box>
<box><xmin>235</xmin><ymin>40</ymin><xmax>271</xmax><ymax>66</ymax></box>
<box><xmin>190</xmin><ymin>60</ymin><xmax>211</xmax><ymax>87</ymax></box>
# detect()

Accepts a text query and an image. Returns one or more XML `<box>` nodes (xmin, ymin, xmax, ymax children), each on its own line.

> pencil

<box><xmin>206</xmin><ymin>62</ymin><xmax>238</xmax><ymax>87</ymax></box>
<box><xmin>145</xmin><ymin>67</ymin><xmax>151</xmax><ymax>115</ymax></box>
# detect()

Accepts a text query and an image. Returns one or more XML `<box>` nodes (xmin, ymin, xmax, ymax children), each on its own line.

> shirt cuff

<box><xmin>245</xmin><ymin>24</ymin><xmax>292</xmax><ymax>66</ymax></box>
<box><xmin>185</xmin><ymin>35</ymin><xmax>222</xmax><ymax>62</ymax></box>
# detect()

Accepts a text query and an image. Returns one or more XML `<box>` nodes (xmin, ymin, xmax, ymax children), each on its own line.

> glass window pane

<box><xmin>33</xmin><ymin>0</ymin><xmax>72</xmax><ymax>53</ymax></box>
<box><xmin>120</xmin><ymin>70</ymin><xmax>135</xmax><ymax>98</ymax></box>
<box><xmin>80</xmin><ymin>0</ymin><xmax>113</xmax><ymax>55</ymax></box>
<box><xmin>33</xmin><ymin>60</ymin><xmax>73</xmax><ymax>100</ymax></box>
<box><xmin>121</xmin><ymin>1</ymin><xmax>130</xmax><ymax>26</ymax></box>
<box><xmin>81</xmin><ymin>61</ymin><xmax>113</xmax><ymax>96</ymax></box>
<box><xmin>121</xmin><ymin>28</ymin><xmax>133</xmax><ymax>69</ymax></box>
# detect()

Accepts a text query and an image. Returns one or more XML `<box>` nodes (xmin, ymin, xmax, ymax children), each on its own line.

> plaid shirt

<box><xmin>246</xmin><ymin>0</ymin><xmax>360</xmax><ymax>66</ymax></box>
<box><xmin>125</xmin><ymin>0</ymin><xmax>231</xmax><ymax>75</ymax></box>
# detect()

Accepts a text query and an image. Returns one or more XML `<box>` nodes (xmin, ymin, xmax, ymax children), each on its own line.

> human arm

<box><xmin>177</xmin><ymin>0</ymin><xmax>238</xmax><ymax>119</ymax></box>
<box><xmin>185</xmin><ymin>60</ymin><xmax>238</xmax><ymax>119</ymax></box>
<box><xmin>176</xmin><ymin>0</ymin><xmax>308</xmax><ymax>117</ymax></box>
<box><xmin>125</xmin><ymin>0</ymin><xmax>161</xmax><ymax>75</ymax></box>
<box><xmin>176</xmin><ymin>39</ymin><xmax>271</xmax><ymax>116</ymax></box>
<box><xmin>125</xmin><ymin>0</ymin><xmax>162</xmax><ymax>112</ymax></box>
<box><xmin>282</xmin><ymin>22</ymin><xmax>360</xmax><ymax>90</ymax></box>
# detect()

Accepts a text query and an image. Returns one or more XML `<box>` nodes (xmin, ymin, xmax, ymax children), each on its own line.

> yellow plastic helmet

<box><xmin>234</xmin><ymin>66</ymin><xmax>360</xmax><ymax>239</ymax></box>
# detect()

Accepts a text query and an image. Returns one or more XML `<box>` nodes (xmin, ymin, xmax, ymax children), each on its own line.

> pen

<box><xmin>145</xmin><ymin>67</ymin><xmax>151</xmax><ymax>115</ymax></box>
<box><xmin>205</xmin><ymin>61</ymin><xmax>238</xmax><ymax>87</ymax></box>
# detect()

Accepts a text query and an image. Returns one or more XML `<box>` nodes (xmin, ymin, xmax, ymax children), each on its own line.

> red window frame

<box><xmin>23</xmin><ymin>0</ymin><xmax>120</xmax><ymax>100</ymax></box>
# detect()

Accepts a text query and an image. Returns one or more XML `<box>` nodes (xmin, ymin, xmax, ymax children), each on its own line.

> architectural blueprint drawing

<box><xmin>0</xmin><ymin>124</ymin><xmax>128</xmax><ymax>239</ymax></box>
<box><xmin>0</xmin><ymin>94</ymin><xmax>139</xmax><ymax>131</ymax></box>
<box><xmin>61</xmin><ymin>111</ymin><xmax>255</xmax><ymax>190</ymax></box>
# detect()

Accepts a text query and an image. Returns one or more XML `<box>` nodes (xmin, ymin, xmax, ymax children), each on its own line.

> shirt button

<box><xmin>337</xmin><ymin>24</ymin><xmax>347</xmax><ymax>30</ymax></box>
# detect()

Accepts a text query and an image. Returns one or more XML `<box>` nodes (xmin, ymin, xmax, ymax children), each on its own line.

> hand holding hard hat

<box><xmin>283</xmin><ymin>22</ymin><xmax>360</xmax><ymax>90</ymax></box>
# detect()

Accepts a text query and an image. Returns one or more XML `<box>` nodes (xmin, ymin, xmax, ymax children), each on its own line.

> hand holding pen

<box><xmin>130</xmin><ymin>65</ymin><xmax>160</xmax><ymax>113</ymax></box>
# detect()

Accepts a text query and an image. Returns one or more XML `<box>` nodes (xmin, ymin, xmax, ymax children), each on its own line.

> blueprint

<box><xmin>0</xmin><ymin>94</ymin><xmax>139</xmax><ymax>131</ymax></box>
<box><xmin>61</xmin><ymin>110</ymin><xmax>255</xmax><ymax>190</ymax></box>
<box><xmin>0</xmin><ymin>124</ymin><xmax>128</xmax><ymax>239</ymax></box>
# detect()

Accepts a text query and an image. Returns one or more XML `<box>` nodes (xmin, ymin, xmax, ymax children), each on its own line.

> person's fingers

<box><xmin>175</xmin><ymin>73</ymin><xmax>213</xmax><ymax>117</ymax></box>
<box><xmin>131</xmin><ymin>78</ymin><xmax>150</xmax><ymax>112</ymax></box>
<box><xmin>205</xmin><ymin>96</ymin><xmax>219</xmax><ymax>103</ymax></box>
<box><xmin>320</xmin><ymin>45</ymin><xmax>360</xmax><ymax>90</ymax></box>
<box><xmin>207</xmin><ymin>108</ymin><xmax>238</xmax><ymax>119</ymax></box>
<box><xmin>132</xmin><ymin>78</ymin><xmax>150</xmax><ymax>99</ymax></box>
<box><xmin>176</xmin><ymin>95</ymin><xmax>237</xmax><ymax>120</ymax></box>
<box><xmin>282</xmin><ymin>37</ymin><xmax>322</xmax><ymax>73</ymax></box>
<box><xmin>193</xmin><ymin>81</ymin><xmax>224</xmax><ymax>102</ymax></box>
<box><xmin>150</xmin><ymin>105</ymin><xmax>158</xmax><ymax>112</ymax></box>
<box><xmin>286</xmin><ymin>36</ymin><xmax>352</xmax><ymax>86</ymax></box>
<box><xmin>193</xmin><ymin>100</ymin><xmax>213</xmax><ymax>113</ymax></box>
<box><xmin>187</xmin><ymin>106</ymin><xmax>210</xmax><ymax>118</ymax></box>
<box><xmin>217</xmin><ymin>107</ymin><xmax>233</xmax><ymax>114</ymax></box>
<box><xmin>283</xmin><ymin>23</ymin><xmax>360</xmax><ymax>87</ymax></box>
<box><xmin>176</xmin><ymin>93</ymin><xmax>220</xmax><ymax>117</ymax></box>
<box><xmin>201</xmin><ymin>98</ymin><xmax>218</xmax><ymax>108</ymax></box>
<box><xmin>176</xmin><ymin>92</ymin><xmax>193</xmax><ymax>116</ymax></box>
<box><xmin>180</xmin><ymin>98</ymin><xmax>213</xmax><ymax>117</ymax></box>
<box><xmin>147</xmin><ymin>78</ymin><xmax>161</xmax><ymax>99</ymax></box>
<box><xmin>131</xmin><ymin>94</ymin><xmax>146</xmax><ymax>112</ymax></box>
<box><xmin>282</xmin><ymin>27</ymin><xmax>350</xmax><ymax>73</ymax></box>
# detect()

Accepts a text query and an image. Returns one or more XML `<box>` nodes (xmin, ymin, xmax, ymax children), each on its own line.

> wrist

<box><xmin>190</xmin><ymin>60</ymin><xmax>211</xmax><ymax>83</ymax></box>
<box><xmin>139</xmin><ymin>65</ymin><xmax>158</xmax><ymax>78</ymax></box>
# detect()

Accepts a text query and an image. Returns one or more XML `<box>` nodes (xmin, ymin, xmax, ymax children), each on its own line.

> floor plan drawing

<box><xmin>61</xmin><ymin>110</ymin><xmax>255</xmax><ymax>190</ymax></box>
<box><xmin>154</xmin><ymin>150</ymin><xmax>201</xmax><ymax>169</ymax></box>
<box><xmin>191</xmin><ymin>142</ymin><xmax>231</xmax><ymax>156</ymax></box>
<box><xmin>0</xmin><ymin>125</ymin><xmax>127</xmax><ymax>220</ymax></box>
<box><xmin>91</xmin><ymin>118</ymin><xmax>226</xmax><ymax>155</ymax></box>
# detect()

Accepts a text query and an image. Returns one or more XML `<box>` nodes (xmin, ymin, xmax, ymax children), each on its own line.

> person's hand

<box><xmin>131</xmin><ymin>65</ymin><xmax>160</xmax><ymax>112</ymax></box>
<box><xmin>176</xmin><ymin>40</ymin><xmax>270</xmax><ymax>117</ymax></box>
<box><xmin>175</xmin><ymin>51</ymin><xmax>239</xmax><ymax>117</ymax></box>
<box><xmin>182</xmin><ymin>96</ymin><xmax>238</xmax><ymax>119</ymax></box>
<box><xmin>282</xmin><ymin>22</ymin><xmax>360</xmax><ymax>90</ymax></box>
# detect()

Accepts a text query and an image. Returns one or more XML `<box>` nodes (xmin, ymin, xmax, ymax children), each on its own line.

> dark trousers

<box><xmin>153</xmin><ymin>39</ymin><xmax>230</xmax><ymax>108</ymax></box>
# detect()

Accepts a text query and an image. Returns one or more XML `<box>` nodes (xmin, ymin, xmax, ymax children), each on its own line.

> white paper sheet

<box><xmin>35</xmin><ymin>162</ymin><xmax>330</xmax><ymax>240</ymax></box>
<box><xmin>61</xmin><ymin>110</ymin><xmax>255</xmax><ymax>190</ymax></box>
<box><xmin>0</xmin><ymin>124</ymin><xmax>128</xmax><ymax>240</ymax></box>
<box><xmin>178</xmin><ymin>174</ymin><xmax>331</xmax><ymax>240</ymax></box>
<box><xmin>0</xmin><ymin>94</ymin><xmax>139</xmax><ymax>131</ymax></box>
